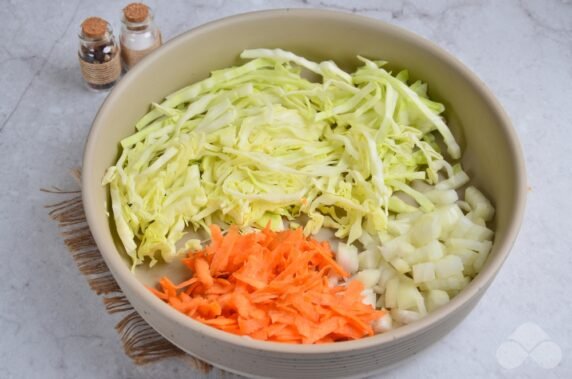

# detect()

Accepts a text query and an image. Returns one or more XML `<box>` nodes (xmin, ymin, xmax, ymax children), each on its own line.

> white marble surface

<box><xmin>1</xmin><ymin>0</ymin><xmax>571</xmax><ymax>378</ymax></box>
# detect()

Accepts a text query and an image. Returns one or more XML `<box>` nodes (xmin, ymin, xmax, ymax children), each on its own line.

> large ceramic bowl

<box><xmin>83</xmin><ymin>9</ymin><xmax>526</xmax><ymax>378</ymax></box>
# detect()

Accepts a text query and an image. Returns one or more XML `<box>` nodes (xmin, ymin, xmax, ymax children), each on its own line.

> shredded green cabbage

<box><xmin>103</xmin><ymin>49</ymin><xmax>468</xmax><ymax>267</ymax></box>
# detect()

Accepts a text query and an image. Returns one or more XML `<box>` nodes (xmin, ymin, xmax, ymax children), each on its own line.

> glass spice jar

<box><xmin>119</xmin><ymin>3</ymin><xmax>162</xmax><ymax>70</ymax></box>
<box><xmin>78</xmin><ymin>17</ymin><xmax>121</xmax><ymax>91</ymax></box>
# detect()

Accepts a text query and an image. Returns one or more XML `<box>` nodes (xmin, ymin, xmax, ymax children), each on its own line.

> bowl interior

<box><xmin>83</xmin><ymin>9</ymin><xmax>525</xmax><ymax>353</ymax></box>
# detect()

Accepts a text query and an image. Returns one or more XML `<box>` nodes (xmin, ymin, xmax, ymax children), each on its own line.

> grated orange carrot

<box><xmin>150</xmin><ymin>225</ymin><xmax>386</xmax><ymax>344</ymax></box>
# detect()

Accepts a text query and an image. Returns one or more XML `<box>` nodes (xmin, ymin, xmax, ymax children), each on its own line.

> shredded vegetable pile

<box><xmin>104</xmin><ymin>49</ymin><xmax>495</xmax><ymax>338</ymax></box>
<box><xmin>151</xmin><ymin>225</ymin><xmax>385</xmax><ymax>343</ymax></box>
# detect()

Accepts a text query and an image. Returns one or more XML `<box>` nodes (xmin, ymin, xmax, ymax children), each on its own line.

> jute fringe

<box><xmin>43</xmin><ymin>172</ymin><xmax>212</xmax><ymax>371</ymax></box>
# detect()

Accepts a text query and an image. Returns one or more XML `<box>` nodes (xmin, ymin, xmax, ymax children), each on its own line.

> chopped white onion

<box><xmin>358</xmin><ymin>248</ymin><xmax>381</xmax><ymax>270</ymax></box>
<box><xmin>372</xmin><ymin>312</ymin><xmax>393</xmax><ymax>332</ymax></box>
<box><xmin>425</xmin><ymin>289</ymin><xmax>450</xmax><ymax>312</ymax></box>
<box><xmin>391</xmin><ymin>309</ymin><xmax>422</xmax><ymax>325</ymax></box>
<box><xmin>465</xmin><ymin>186</ymin><xmax>495</xmax><ymax>221</ymax></box>
<box><xmin>410</xmin><ymin>214</ymin><xmax>441</xmax><ymax>246</ymax></box>
<box><xmin>361</xmin><ymin>288</ymin><xmax>377</xmax><ymax>308</ymax></box>
<box><xmin>353</xmin><ymin>269</ymin><xmax>382</xmax><ymax>288</ymax></box>
<box><xmin>390</xmin><ymin>257</ymin><xmax>411</xmax><ymax>274</ymax></box>
<box><xmin>435</xmin><ymin>255</ymin><xmax>464</xmax><ymax>278</ymax></box>
<box><xmin>380</xmin><ymin>237</ymin><xmax>414</xmax><ymax>261</ymax></box>
<box><xmin>384</xmin><ymin>277</ymin><xmax>400</xmax><ymax>308</ymax></box>
<box><xmin>424</xmin><ymin>189</ymin><xmax>458</xmax><ymax>205</ymax></box>
<box><xmin>413</xmin><ymin>262</ymin><xmax>436</xmax><ymax>283</ymax></box>
<box><xmin>331</xmin><ymin>166</ymin><xmax>494</xmax><ymax>333</ymax></box>
<box><xmin>336</xmin><ymin>242</ymin><xmax>359</xmax><ymax>274</ymax></box>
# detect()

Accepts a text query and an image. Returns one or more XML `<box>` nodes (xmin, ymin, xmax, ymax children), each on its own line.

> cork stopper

<box><xmin>81</xmin><ymin>17</ymin><xmax>108</xmax><ymax>39</ymax></box>
<box><xmin>123</xmin><ymin>3</ymin><xmax>149</xmax><ymax>23</ymax></box>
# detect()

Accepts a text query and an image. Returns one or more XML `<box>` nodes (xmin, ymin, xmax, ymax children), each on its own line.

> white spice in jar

<box><xmin>119</xmin><ymin>3</ymin><xmax>162</xmax><ymax>70</ymax></box>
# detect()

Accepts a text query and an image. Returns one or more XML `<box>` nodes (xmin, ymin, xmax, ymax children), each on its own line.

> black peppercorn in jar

<box><xmin>78</xmin><ymin>17</ymin><xmax>121</xmax><ymax>91</ymax></box>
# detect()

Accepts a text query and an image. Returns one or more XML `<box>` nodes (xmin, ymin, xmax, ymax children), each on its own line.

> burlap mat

<box><xmin>43</xmin><ymin>169</ymin><xmax>212</xmax><ymax>373</ymax></box>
